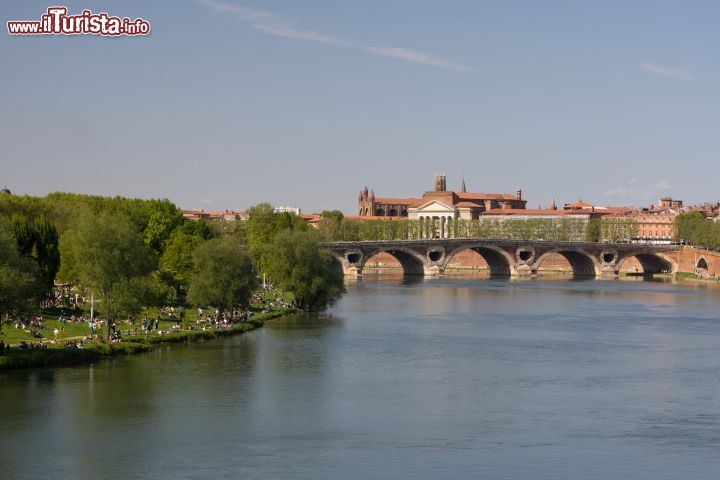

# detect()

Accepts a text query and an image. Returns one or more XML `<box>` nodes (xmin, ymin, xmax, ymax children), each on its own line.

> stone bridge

<box><xmin>325</xmin><ymin>239</ymin><xmax>682</xmax><ymax>278</ymax></box>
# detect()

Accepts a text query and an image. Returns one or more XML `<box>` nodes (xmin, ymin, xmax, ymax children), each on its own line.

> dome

<box><xmin>0</xmin><ymin>186</ymin><xmax>10</xmax><ymax>194</ymax></box>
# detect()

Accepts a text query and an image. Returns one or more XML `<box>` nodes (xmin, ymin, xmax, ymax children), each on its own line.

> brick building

<box><xmin>358</xmin><ymin>175</ymin><xmax>527</xmax><ymax>219</ymax></box>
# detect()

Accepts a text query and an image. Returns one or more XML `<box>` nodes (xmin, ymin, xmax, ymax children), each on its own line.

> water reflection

<box><xmin>3</xmin><ymin>276</ymin><xmax>720</xmax><ymax>479</ymax></box>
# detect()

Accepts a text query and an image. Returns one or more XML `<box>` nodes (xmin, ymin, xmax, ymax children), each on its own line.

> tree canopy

<box><xmin>0</xmin><ymin>224</ymin><xmax>42</xmax><ymax>320</ymax></box>
<box><xmin>59</xmin><ymin>211</ymin><xmax>157</xmax><ymax>321</ymax></box>
<box><xmin>187</xmin><ymin>237</ymin><xmax>258</xmax><ymax>311</ymax></box>
<box><xmin>263</xmin><ymin>230</ymin><xmax>345</xmax><ymax>310</ymax></box>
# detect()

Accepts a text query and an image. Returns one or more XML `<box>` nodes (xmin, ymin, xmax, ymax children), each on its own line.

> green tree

<box><xmin>246</xmin><ymin>203</ymin><xmax>308</xmax><ymax>270</ymax></box>
<box><xmin>0</xmin><ymin>224</ymin><xmax>42</xmax><ymax>336</ymax></box>
<box><xmin>8</xmin><ymin>214</ymin><xmax>60</xmax><ymax>293</ymax></box>
<box><xmin>142</xmin><ymin>199</ymin><xmax>184</xmax><ymax>254</ymax></box>
<box><xmin>187</xmin><ymin>237</ymin><xmax>258</xmax><ymax>311</ymax></box>
<box><xmin>159</xmin><ymin>232</ymin><xmax>206</xmax><ymax>296</ymax></box>
<box><xmin>585</xmin><ymin>219</ymin><xmax>601</xmax><ymax>242</ymax></box>
<box><xmin>111</xmin><ymin>274</ymin><xmax>174</xmax><ymax>319</ymax></box>
<box><xmin>31</xmin><ymin>216</ymin><xmax>60</xmax><ymax>291</ymax></box>
<box><xmin>675</xmin><ymin>212</ymin><xmax>709</xmax><ymax>246</ymax></box>
<box><xmin>264</xmin><ymin>230</ymin><xmax>345</xmax><ymax>310</ymax></box>
<box><xmin>61</xmin><ymin>211</ymin><xmax>156</xmax><ymax>330</ymax></box>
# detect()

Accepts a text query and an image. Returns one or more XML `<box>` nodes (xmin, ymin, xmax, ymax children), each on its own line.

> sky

<box><xmin>2</xmin><ymin>0</ymin><xmax>719</xmax><ymax>214</ymax></box>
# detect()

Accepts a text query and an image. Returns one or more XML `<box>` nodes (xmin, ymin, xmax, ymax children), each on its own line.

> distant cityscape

<box><xmin>3</xmin><ymin>176</ymin><xmax>715</xmax><ymax>246</ymax></box>
<box><xmin>178</xmin><ymin>175</ymin><xmax>719</xmax><ymax>245</ymax></box>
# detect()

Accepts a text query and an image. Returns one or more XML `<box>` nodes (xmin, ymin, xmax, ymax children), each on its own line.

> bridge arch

<box><xmin>534</xmin><ymin>248</ymin><xmax>599</xmax><ymax>277</ymax></box>
<box><xmin>444</xmin><ymin>245</ymin><xmax>515</xmax><ymax>276</ymax></box>
<box><xmin>364</xmin><ymin>247</ymin><xmax>427</xmax><ymax>275</ymax></box>
<box><xmin>697</xmin><ymin>257</ymin><xmax>709</xmax><ymax>269</ymax></box>
<box><xmin>617</xmin><ymin>251</ymin><xmax>676</xmax><ymax>274</ymax></box>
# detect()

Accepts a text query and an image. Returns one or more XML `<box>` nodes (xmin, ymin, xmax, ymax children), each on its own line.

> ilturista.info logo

<box><xmin>8</xmin><ymin>6</ymin><xmax>151</xmax><ymax>36</ymax></box>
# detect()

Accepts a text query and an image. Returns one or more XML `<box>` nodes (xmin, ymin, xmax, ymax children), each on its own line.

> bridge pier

<box><xmin>513</xmin><ymin>264</ymin><xmax>535</xmax><ymax>277</ymax></box>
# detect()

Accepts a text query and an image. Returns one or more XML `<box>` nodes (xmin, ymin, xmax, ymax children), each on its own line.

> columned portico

<box><xmin>408</xmin><ymin>200</ymin><xmax>457</xmax><ymax>238</ymax></box>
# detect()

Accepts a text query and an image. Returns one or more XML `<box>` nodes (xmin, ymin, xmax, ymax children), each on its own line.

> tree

<box><xmin>142</xmin><ymin>200</ymin><xmax>184</xmax><ymax>254</ymax></box>
<box><xmin>61</xmin><ymin>211</ymin><xmax>156</xmax><ymax>330</ymax></box>
<box><xmin>585</xmin><ymin>219</ymin><xmax>601</xmax><ymax>242</ymax></box>
<box><xmin>8</xmin><ymin>214</ymin><xmax>60</xmax><ymax>294</ymax></box>
<box><xmin>0</xmin><ymin>224</ymin><xmax>42</xmax><ymax>335</ymax></box>
<box><xmin>675</xmin><ymin>212</ymin><xmax>710</xmax><ymax>246</ymax></box>
<box><xmin>31</xmin><ymin>216</ymin><xmax>60</xmax><ymax>292</ymax></box>
<box><xmin>264</xmin><ymin>230</ymin><xmax>345</xmax><ymax>310</ymax></box>
<box><xmin>187</xmin><ymin>237</ymin><xmax>258</xmax><ymax>311</ymax></box>
<box><xmin>159</xmin><ymin>232</ymin><xmax>205</xmax><ymax>296</ymax></box>
<box><xmin>246</xmin><ymin>203</ymin><xmax>308</xmax><ymax>271</ymax></box>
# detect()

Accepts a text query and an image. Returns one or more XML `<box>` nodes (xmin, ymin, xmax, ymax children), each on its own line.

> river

<box><xmin>2</xmin><ymin>276</ymin><xmax>720</xmax><ymax>479</ymax></box>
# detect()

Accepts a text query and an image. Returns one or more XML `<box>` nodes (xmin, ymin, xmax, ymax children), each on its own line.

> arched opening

<box><xmin>400</xmin><ymin>209</ymin><xmax>408</xmax><ymax>217</ymax></box>
<box><xmin>389</xmin><ymin>208</ymin><xmax>398</xmax><ymax>217</ymax></box>
<box><xmin>534</xmin><ymin>252</ymin><xmax>573</xmax><ymax>275</ymax></box>
<box><xmin>363</xmin><ymin>249</ymin><xmax>426</xmax><ymax>275</ymax></box>
<box><xmin>618</xmin><ymin>253</ymin><xmax>674</xmax><ymax>275</ymax></box>
<box><xmin>697</xmin><ymin>257</ymin><xmax>709</xmax><ymax>269</ymax></box>
<box><xmin>445</xmin><ymin>246</ymin><xmax>513</xmax><ymax>277</ymax></box>
<box><xmin>536</xmin><ymin>249</ymin><xmax>597</xmax><ymax>277</ymax></box>
<box><xmin>375</xmin><ymin>208</ymin><xmax>385</xmax><ymax>216</ymax></box>
<box><xmin>444</xmin><ymin>249</ymin><xmax>490</xmax><ymax>275</ymax></box>
<box><xmin>363</xmin><ymin>251</ymin><xmax>402</xmax><ymax>271</ymax></box>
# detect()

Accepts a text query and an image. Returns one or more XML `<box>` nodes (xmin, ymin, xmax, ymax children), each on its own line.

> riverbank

<box><xmin>0</xmin><ymin>308</ymin><xmax>297</xmax><ymax>371</ymax></box>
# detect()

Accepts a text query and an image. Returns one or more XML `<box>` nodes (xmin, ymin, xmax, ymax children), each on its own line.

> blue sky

<box><xmin>2</xmin><ymin>0</ymin><xmax>718</xmax><ymax>213</ymax></box>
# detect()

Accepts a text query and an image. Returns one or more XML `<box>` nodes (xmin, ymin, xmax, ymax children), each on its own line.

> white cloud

<box><xmin>195</xmin><ymin>0</ymin><xmax>351</xmax><ymax>46</ymax></box>
<box><xmin>603</xmin><ymin>179</ymin><xmax>673</xmax><ymax>205</ymax></box>
<box><xmin>195</xmin><ymin>0</ymin><xmax>468</xmax><ymax>70</ymax></box>
<box><xmin>365</xmin><ymin>46</ymin><xmax>470</xmax><ymax>71</ymax></box>
<box><xmin>252</xmin><ymin>23</ymin><xmax>350</xmax><ymax>46</ymax></box>
<box><xmin>640</xmin><ymin>63</ymin><xmax>692</xmax><ymax>81</ymax></box>
<box><xmin>603</xmin><ymin>187</ymin><xmax>629</xmax><ymax>197</ymax></box>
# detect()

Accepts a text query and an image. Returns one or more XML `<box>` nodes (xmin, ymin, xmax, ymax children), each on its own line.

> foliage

<box><xmin>675</xmin><ymin>212</ymin><xmax>720</xmax><ymax>249</ymax></box>
<box><xmin>59</xmin><ymin>210</ymin><xmax>157</xmax><ymax>321</ymax></box>
<box><xmin>264</xmin><ymin>230</ymin><xmax>345</xmax><ymax>310</ymax></box>
<box><xmin>245</xmin><ymin>203</ymin><xmax>309</xmax><ymax>270</ymax></box>
<box><xmin>317</xmin><ymin>216</ymin><xmax>644</xmax><ymax>243</ymax></box>
<box><xmin>142</xmin><ymin>199</ymin><xmax>184</xmax><ymax>254</ymax></box>
<box><xmin>111</xmin><ymin>274</ymin><xmax>175</xmax><ymax>318</ymax></box>
<box><xmin>159</xmin><ymin>232</ymin><xmax>206</xmax><ymax>296</ymax></box>
<box><xmin>8</xmin><ymin>214</ymin><xmax>60</xmax><ymax>292</ymax></box>
<box><xmin>599</xmin><ymin>217</ymin><xmax>638</xmax><ymax>242</ymax></box>
<box><xmin>187</xmin><ymin>237</ymin><xmax>258</xmax><ymax>311</ymax></box>
<box><xmin>0</xmin><ymin>224</ymin><xmax>42</xmax><ymax>323</ymax></box>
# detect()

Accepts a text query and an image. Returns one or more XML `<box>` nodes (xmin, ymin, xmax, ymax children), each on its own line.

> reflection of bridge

<box><xmin>326</xmin><ymin>239</ymin><xmax>680</xmax><ymax>277</ymax></box>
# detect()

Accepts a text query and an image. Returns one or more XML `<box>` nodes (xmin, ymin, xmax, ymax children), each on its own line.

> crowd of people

<box><xmin>2</xmin><ymin>284</ymin><xmax>294</xmax><ymax>351</ymax></box>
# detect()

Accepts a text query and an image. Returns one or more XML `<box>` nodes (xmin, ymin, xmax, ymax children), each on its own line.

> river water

<box><xmin>2</xmin><ymin>276</ymin><xmax>720</xmax><ymax>479</ymax></box>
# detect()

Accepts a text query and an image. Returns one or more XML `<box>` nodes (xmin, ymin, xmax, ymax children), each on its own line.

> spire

<box><xmin>550</xmin><ymin>197</ymin><xmax>557</xmax><ymax>210</ymax></box>
<box><xmin>370</xmin><ymin>189</ymin><xmax>375</xmax><ymax>201</ymax></box>
<box><xmin>460</xmin><ymin>176</ymin><xmax>466</xmax><ymax>193</ymax></box>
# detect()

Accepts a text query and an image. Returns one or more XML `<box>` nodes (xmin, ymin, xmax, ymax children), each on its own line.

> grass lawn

<box><xmin>1</xmin><ymin>287</ymin><xmax>295</xmax><ymax>348</ymax></box>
